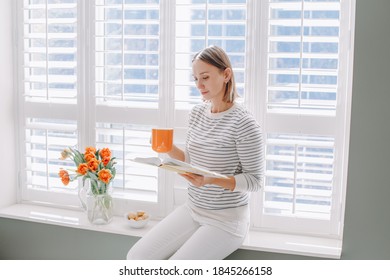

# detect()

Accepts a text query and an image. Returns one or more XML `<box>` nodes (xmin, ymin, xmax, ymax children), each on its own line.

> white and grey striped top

<box><xmin>185</xmin><ymin>102</ymin><xmax>264</xmax><ymax>210</ymax></box>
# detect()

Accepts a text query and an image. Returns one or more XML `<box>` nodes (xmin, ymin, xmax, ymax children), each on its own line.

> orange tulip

<box><xmin>59</xmin><ymin>149</ymin><xmax>71</xmax><ymax>160</ymax></box>
<box><xmin>77</xmin><ymin>163</ymin><xmax>89</xmax><ymax>175</ymax></box>
<box><xmin>101</xmin><ymin>157</ymin><xmax>110</xmax><ymax>166</ymax></box>
<box><xmin>61</xmin><ymin>175</ymin><xmax>70</xmax><ymax>185</ymax></box>
<box><xmin>58</xmin><ymin>169</ymin><xmax>68</xmax><ymax>178</ymax></box>
<box><xmin>84</xmin><ymin>152</ymin><xmax>96</xmax><ymax>162</ymax></box>
<box><xmin>58</xmin><ymin>169</ymin><xmax>70</xmax><ymax>186</ymax></box>
<box><xmin>85</xmin><ymin>146</ymin><xmax>96</xmax><ymax>155</ymax></box>
<box><xmin>87</xmin><ymin>158</ymin><xmax>99</xmax><ymax>172</ymax></box>
<box><xmin>99</xmin><ymin>148</ymin><xmax>111</xmax><ymax>159</ymax></box>
<box><xmin>98</xmin><ymin>169</ymin><xmax>112</xmax><ymax>184</ymax></box>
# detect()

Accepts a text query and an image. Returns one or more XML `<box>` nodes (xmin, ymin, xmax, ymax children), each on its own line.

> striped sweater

<box><xmin>185</xmin><ymin>102</ymin><xmax>264</xmax><ymax>210</ymax></box>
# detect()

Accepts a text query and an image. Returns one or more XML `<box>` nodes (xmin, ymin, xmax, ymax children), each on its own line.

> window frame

<box><xmin>15</xmin><ymin>0</ymin><xmax>356</xmax><ymax>241</ymax></box>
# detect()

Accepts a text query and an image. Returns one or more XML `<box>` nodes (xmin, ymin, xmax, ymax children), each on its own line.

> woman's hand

<box><xmin>167</xmin><ymin>144</ymin><xmax>185</xmax><ymax>161</ymax></box>
<box><xmin>179</xmin><ymin>173</ymin><xmax>212</xmax><ymax>187</ymax></box>
<box><xmin>180</xmin><ymin>173</ymin><xmax>236</xmax><ymax>191</ymax></box>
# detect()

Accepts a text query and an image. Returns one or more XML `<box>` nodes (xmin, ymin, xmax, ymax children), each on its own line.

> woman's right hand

<box><xmin>167</xmin><ymin>145</ymin><xmax>185</xmax><ymax>161</ymax></box>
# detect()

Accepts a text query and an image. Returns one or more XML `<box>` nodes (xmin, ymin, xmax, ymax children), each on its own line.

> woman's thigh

<box><xmin>169</xmin><ymin>224</ymin><xmax>245</xmax><ymax>260</ymax></box>
<box><xmin>126</xmin><ymin>204</ymin><xmax>199</xmax><ymax>260</ymax></box>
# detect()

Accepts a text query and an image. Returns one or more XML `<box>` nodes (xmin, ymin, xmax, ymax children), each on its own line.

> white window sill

<box><xmin>0</xmin><ymin>203</ymin><xmax>342</xmax><ymax>259</ymax></box>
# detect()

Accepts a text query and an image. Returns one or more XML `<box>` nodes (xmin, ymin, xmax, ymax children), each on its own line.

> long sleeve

<box><xmin>233</xmin><ymin>115</ymin><xmax>264</xmax><ymax>192</ymax></box>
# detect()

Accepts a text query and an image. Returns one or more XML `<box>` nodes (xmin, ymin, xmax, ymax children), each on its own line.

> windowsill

<box><xmin>0</xmin><ymin>203</ymin><xmax>342</xmax><ymax>259</ymax></box>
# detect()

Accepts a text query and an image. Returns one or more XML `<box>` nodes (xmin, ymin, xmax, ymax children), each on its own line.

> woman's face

<box><xmin>192</xmin><ymin>59</ymin><xmax>228</xmax><ymax>102</ymax></box>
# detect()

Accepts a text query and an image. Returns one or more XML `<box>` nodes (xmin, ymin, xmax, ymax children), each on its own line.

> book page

<box><xmin>131</xmin><ymin>157</ymin><xmax>162</xmax><ymax>167</ymax></box>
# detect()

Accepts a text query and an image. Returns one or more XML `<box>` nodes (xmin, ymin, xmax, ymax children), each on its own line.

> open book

<box><xmin>131</xmin><ymin>157</ymin><xmax>228</xmax><ymax>178</ymax></box>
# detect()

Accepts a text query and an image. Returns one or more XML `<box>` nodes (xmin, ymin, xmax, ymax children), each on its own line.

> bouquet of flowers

<box><xmin>58</xmin><ymin>146</ymin><xmax>117</xmax><ymax>196</ymax></box>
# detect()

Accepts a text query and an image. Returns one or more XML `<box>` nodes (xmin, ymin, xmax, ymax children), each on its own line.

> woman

<box><xmin>127</xmin><ymin>45</ymin><xmax>264</xmax><ymax>260</ymax></box>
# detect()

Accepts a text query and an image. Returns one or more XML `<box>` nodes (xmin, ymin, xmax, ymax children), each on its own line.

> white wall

<box><xmin>0</xmin><ymin>0</ymin><xmax>17</xmax><ymax>207</ymax></box>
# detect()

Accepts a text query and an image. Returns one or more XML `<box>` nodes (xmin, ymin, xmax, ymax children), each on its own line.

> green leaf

<box><xmin>70</xmin><ymin>148</ymin><xmax>85</xmax><ymax>164</ymax></box>
<box><xmin>88</xmin><ymin>171</ymin><xmax>98</xmax><ymax>181</ymax></box>
<box><xmin>82</xmin><ymin>176</ymin><xmax>87</xmax><ymax>186</ymax></box>
<box><xmin>112</xmin><ymin>168</ymin><xmax>116</xmax><ymax>179</ymax></box>
<box><xmin>90</xmin><ymin>179</ymin><xmax>98</xmax><ymax>195</ymax></box>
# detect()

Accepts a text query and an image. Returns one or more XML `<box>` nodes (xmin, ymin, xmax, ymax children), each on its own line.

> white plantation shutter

<box><xmin>93</xmin><ymin>0</ymin><xmax>174</xmax><ymax>217</ymax></box>
<box><xmin>25</xmin><ymin>118</ymin><xmax>78</xmax><ymax>190</ymax></box>
<box><xmin>267</xmin><ymin>0</ymin><xmax>340</xmax><ymax>113</ymax></box>
<box><xmin>175</xmin><ymin>0</ymin><xmax>247</xmax><ymax>109</ymax></box>
<box><xmin>20</xmin><ymin>0</ymin><xmax>80</xmax><ymax>207</ymax></box>
<box><xmin>23</xmin><ymin>0</ymin><xmax>78</xmax><ymax>102</ymax></box>
<box><xmin>264</xmin><ymin>134</ymin><xmax>335</xmax><ymax>219</ymax></box>
<box><xmin>251</xmin><ymin>0</ymin><xmax>354</xmax><ymax>235</ymax></box>
<box><xmin>95</xmin><ymin>0</ymin><xmax>160</xmax><ymax>106</ymax></box>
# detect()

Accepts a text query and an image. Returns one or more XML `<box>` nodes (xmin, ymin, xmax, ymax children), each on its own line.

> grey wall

<box><xmin>1</xmin><ymin>0</ymin><xmax>390</xmax><ymax>260</ymax></box>
<box><xmin>338</xmin><ymin>0</ymin><xmax>390</xmax><ymax>259</ymax></box>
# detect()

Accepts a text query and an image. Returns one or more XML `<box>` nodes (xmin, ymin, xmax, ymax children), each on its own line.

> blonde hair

<box><xmin>192</xmin><ymin>45</ymin><xmax>238</xmax><ymax>103</ymax></box>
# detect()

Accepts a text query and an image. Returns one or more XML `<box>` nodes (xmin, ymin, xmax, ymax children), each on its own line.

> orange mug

<box><xmin>151</xmin><ymin>128</ymin><xmax>174</xmax><ymax>153</ymax></box>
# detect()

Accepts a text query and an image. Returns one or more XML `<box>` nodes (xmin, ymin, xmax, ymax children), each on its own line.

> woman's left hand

<box><xmin>180</xmin><ymin>173</ymin><xmax>236</xmax><ymax>191</ymax></box>
<box><xmin>179</xmin><ymin>173</ymin><xmax>212</xmax><ymax>187</ymax></box>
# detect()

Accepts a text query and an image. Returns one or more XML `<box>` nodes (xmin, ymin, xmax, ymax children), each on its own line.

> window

<box><xmin>17</xmin><ymin>0</ymin><xmax>355</xmax><ymax>240</ymax></box>
<box><xmin>253</xmin><ymin>0</ymin><xmax>354</xmax><ymax>236</ymax></box>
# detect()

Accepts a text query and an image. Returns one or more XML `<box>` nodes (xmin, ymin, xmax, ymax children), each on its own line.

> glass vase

<box><xmin>78</xmin><ymin>179</ymin><xmax>114</xmax><ymax>225</ymax></box>
<box><xmin>86</xmin><ymin>193</ymin><xmax>113</xmax><ymax>225</ymax></box>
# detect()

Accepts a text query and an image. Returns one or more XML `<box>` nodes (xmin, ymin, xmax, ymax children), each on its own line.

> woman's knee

<box><xmin>126</xmin><ymin>243</ymin><xmax>152</xmax><ymax>260</ymax></box>
<box><xmin>126</xmin><ymin>233</ymin><xmax>157</xmax><ymax>260</ymax></box>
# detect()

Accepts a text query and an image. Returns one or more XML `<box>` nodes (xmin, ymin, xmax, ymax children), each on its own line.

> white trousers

<box><xmin>126</xmin><ymin>204</ymin><xmax>247</xmax><ymax>260</ymax></box>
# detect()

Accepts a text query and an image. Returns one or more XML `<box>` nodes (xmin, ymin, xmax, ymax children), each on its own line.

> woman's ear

<box><xmin>224</xmin><ymin>67</ymin><xmax>232</xmax><ymax>83</ymax></box>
